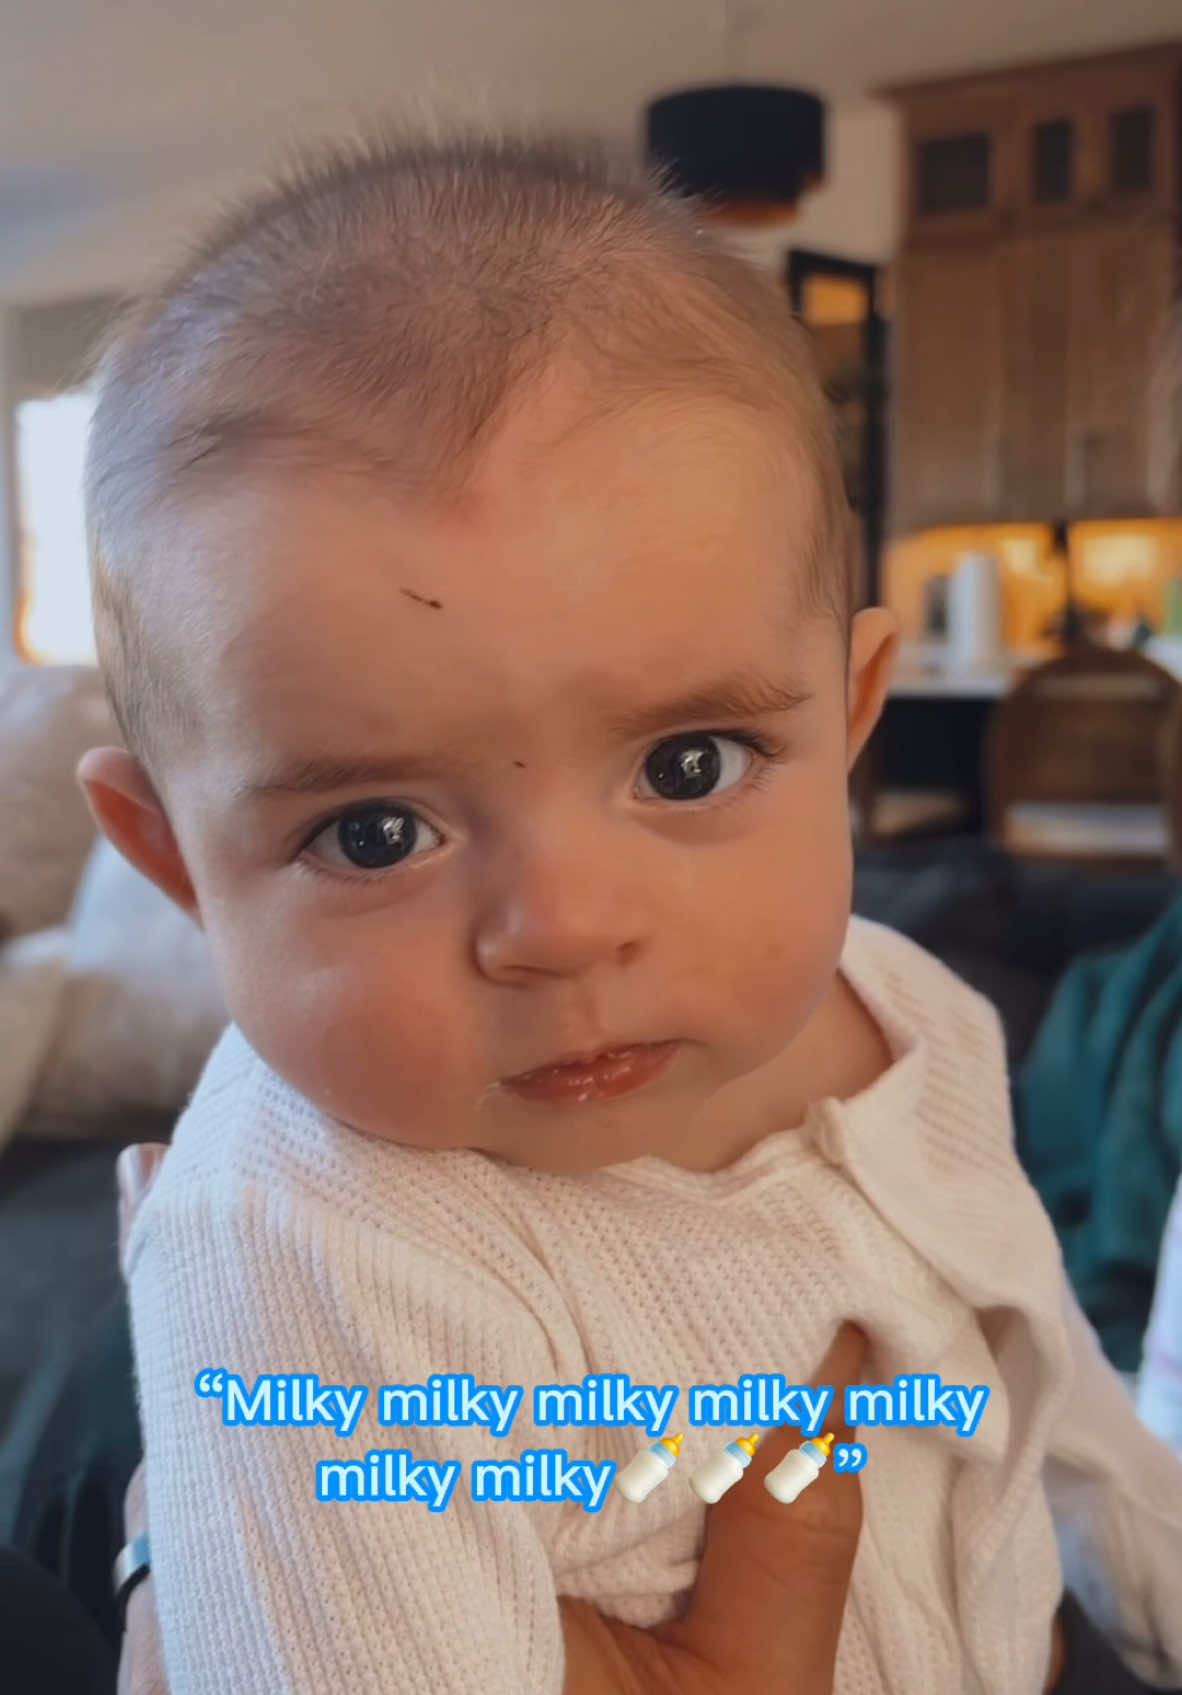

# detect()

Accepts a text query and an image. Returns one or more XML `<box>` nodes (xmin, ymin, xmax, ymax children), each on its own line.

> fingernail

<box><xmin>116</xmin><ymin>1145</ymin><xmax>149</xmax><ymax>1206</ymax></box>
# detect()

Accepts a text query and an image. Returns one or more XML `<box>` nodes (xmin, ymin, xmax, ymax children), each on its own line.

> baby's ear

<box><xmin>75</xmin><ymin>747</ymin><xmax>201</xmax><ymax>925</ymax></box>
<box><xmin>845</xmin><ymin>605</ymin><xmax>899</xmax><ymax>770</ymax></box>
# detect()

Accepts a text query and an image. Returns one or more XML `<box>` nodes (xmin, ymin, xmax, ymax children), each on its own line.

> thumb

<box><xmin>662</xmin><ymin>1323</ymin><xmax>867</xmax><ymax>1693</ymax></box>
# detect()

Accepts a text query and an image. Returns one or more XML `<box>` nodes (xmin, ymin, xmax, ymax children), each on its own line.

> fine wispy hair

<box><xmin>83</xmin><ymin>121</ymin><xmax>856</xmax><ymax>779</ymax></box>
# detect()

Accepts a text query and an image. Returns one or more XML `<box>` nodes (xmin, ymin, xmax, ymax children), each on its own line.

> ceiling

<box><xmin>1</xmin><ymin>0</ymin><xmax>1179</xmax><ymax>300</ymax></box>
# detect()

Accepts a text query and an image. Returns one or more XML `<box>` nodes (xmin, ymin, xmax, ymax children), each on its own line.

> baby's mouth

<box><xmin>506</xmin><ymin>1042</ymin><xmax>651</xmax><ymax>1081</ymax></box>
<box><xmin>498</xmin><ymin>1040</ymin><xmax>683</xmax><ymax>1104</ymax></box>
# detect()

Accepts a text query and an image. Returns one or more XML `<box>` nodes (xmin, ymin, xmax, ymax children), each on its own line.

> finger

<box><xmin>124</xmin><ymin>1459</ymin><xmax>148</xmax><ymax>1540</ymax></box>
<box><xmin>117</xmin><ymin>1144</ymin><xmax>168</xmax><ymax>1274</ymax></box>
<box><xmin>668</xmin><ymin>1322</ymin><xmax>868</xmax><ymax>1693</ymax></box>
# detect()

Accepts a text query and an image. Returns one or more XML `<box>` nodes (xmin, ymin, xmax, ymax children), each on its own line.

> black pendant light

<box><xmin>645</xmin><ymin>3</ymin><xmax>826</xmax><ymax>227</ymax></box>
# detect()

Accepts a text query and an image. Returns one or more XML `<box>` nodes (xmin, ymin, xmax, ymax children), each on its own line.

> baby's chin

<box><xmin>320</xmin><ymin>1096</ymin><xmax>683</xmax><ymax>1177</ymax></box>
<box><xmin>310</xmin><ymin>1029</ymin><xmax>821</xmax><ymax>1176</ymax></box>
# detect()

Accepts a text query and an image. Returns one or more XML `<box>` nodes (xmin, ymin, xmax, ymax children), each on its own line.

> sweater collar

<box><xmin>596</xmin><ymin>913</ymin><xmax>928</xmax><ymax>1199</ymax></box>
<box><xmin>818</xmin><ymin>915</ymin><xmax>1067</xmax><ymax>1338</ymax></box>
<box><xmin>820</xmin><ymin>916</ymin><xmax>1074</xmax><ymax>1691</ymax></box>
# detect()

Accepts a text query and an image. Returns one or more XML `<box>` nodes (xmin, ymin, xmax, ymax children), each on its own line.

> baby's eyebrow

<box><xmin>602</xmin><ymin>670</ymin><xmax>812</xmax><ymax>740</ymax></box>
<box><xmin>231</xmin><ymin>749</ymin><xmax>478</xmax><ymax>802</ymax></box>
<box><xmin>234</xmin><ymin>670</ymin><xmax>812</xmax><ymax>803</ymax></box>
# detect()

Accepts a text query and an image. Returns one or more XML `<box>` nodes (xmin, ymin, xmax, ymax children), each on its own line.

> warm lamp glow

<box><xmin>883</xmin><ymin>521</ymin><xmax>1182</xmax><ymax>651</ymax></box>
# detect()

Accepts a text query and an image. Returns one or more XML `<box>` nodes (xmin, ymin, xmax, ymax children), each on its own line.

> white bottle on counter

<box><xmin>948</xmin><ymin>550</ymin><xmax>1004</xmax><ymax>670</ymax></box>
<box><xmin>614</xmin><ymin>1433</ymin><xmax>683</xmax><ymax>1503</ymax></box>
<box><xmin>689</xmin><ymin>1433</ymin><xmax>761</xmax><ymax>1504</ymax></box>
<box><xmin>764</xmin><ymin>1431</ymin><xmax>835</xmax><ymax>1503</ymax></box>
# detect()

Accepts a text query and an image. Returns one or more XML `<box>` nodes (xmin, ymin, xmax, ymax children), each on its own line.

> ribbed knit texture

<box><xmin>126</xmin><ymin>914</ymin><xmax>1182</xmax><ymax>1694</ymax></box>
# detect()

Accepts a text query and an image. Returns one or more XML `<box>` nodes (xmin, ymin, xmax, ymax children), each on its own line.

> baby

<box><xmin>78</xmin><ymin>131</ymin><xmax>1182</xmax><ymax>1694</ymax></box>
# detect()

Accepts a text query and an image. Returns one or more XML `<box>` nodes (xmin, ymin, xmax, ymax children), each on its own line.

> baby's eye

<box><xmin>305</xmin><ymin>804</ymin><xmax>441</xmax><ymax>873</ymax></box>
<box><xmin>637</xmin><ymin>732</ymin><xmax>759</xmax><ymax>803</ymax></box>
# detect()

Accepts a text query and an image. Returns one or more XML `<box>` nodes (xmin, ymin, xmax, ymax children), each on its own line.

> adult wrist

<box><xmin>112</xmin><ymin>1531</ymin><xmax>152</xmax><ymax>1629</ymax></box>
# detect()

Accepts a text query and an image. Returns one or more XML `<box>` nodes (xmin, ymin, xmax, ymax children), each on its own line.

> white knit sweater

<box><xmin>126</xmin><ymin>915</ymin><xmax>1182</xmax><ymax>1695</ymax></box>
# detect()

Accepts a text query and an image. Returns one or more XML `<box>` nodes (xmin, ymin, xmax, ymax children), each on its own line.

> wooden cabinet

<box><xmin>892</xmin><ymin>244</ymin><xmax>1006</xmax><ymax>525</ymax></box>
<box><xmin>884</xmin><ymin>44</ymin><xmax>1182</xmax><ymax>534</ymax></box>
<box><xmin>1000</xmin><ymin>228</ymin><xmax>1072</xmax><ymax>518</ymax></box>
<box><xmin>1062</xmin><ymin>216</ymin><xmax>1177</xmax><ymax>515</ymax></box>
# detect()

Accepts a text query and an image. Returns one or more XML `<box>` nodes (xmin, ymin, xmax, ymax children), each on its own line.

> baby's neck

<box><xmin>668</xmin><ymin>971</ymin><xmax>894</xmax><ymax>1174</ymax></box>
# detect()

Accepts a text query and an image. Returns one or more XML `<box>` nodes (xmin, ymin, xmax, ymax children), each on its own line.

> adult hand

<box><xmin>561</xmin><ymin>1322</ymin><xmax>867</xmax><ymax>1693</ymax></box>
<box><xmin>115</xmin><ymin>1144</ymin><xmax>168</xmax><ymax>1695</ymax></box>
<box><xmin>563</xmin><ymin>1325</ymin><xmax>1067</xmax><ymax>1695</ymax></box>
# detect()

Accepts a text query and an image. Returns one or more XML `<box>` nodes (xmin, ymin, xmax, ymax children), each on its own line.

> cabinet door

<box><xmin>1000</xmin><ymin>229</ymin><xmax>1072</xmax><ymax>518</ymax></box>
<box><xmin>1063</xmin><ymin>216</ymin><xmax>1176</xmax><ymax>515</ymax></box>
<box><xmin>889</xmin><ymin>243</ymin><xmax>1005</xmax><ymax>531</ymax></box>
<box><xmin>900</xmin><ymin>90</ymin><xmax>1021</xmax><ymax>245</ymax></box>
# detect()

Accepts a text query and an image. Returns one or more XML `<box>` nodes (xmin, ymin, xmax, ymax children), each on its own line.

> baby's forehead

<box><xmin>152</xmin><ymin>432</ymin><xmax>826</xmax><ymax>784</ymax></box>
<box><xmin>161</xmin><ymin>367</ymin><xmax>816</xmax><ymax>587</ymax></box>
<box><xmin>193</xmin><ymin>398</ymin><xmax>807</xmax><ymax>606</ymax></box>
<box><xmin>135</xmin><ymin>363</ymin><xmax>824</xmax><ymax>698</ymax></box>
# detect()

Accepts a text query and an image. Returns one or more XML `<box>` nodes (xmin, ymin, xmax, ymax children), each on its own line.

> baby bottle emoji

<box><xmin>615</xmin><ymin>1433</ymin><xmax>683</xmax><ymax>1503</ymax></box>
<box><xmin>689</xmin><ymin>1433</ymin><xmax>761</xmax><ymax>1504</ymax></box>
<box><xmin>764</xmin><ymin>1431</ymin><xmax>836</xmax><ymax>1504</ymax></box>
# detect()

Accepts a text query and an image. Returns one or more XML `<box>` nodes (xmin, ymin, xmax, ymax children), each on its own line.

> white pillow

<box><xmin>0</xmin><ymin>660</ymin><xmax>118</xmax><ymax>941</ymax></box>
<box><xmin>0</xmin><ymin>926</ymin><xmax>71</xmax><ymax>1150</ymax></box>
<box><xmin>18</xmin><ymin>837</ymin><xmax>228</xmax><ymax>1138</ymax></box>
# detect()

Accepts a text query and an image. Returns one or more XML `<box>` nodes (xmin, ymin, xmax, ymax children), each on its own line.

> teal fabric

<box><xmin>1014</xmin><ymin>897</ymin><xmax>1182</xmax><ymax>1372</ymax></box>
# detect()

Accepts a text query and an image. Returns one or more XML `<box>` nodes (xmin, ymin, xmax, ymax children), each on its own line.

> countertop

<box><xmin>889</xmin><ymin>639</ymin><xmax>1182</xmax><ymax>699</ymax></box>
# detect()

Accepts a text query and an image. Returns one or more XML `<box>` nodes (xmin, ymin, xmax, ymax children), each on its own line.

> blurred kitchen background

<box><xmin>4</xmin><ymin>1</ymin><xmax>1182</xmax><ymax>857</ymax></box>
<box><xmin>3</xmin><ymin>1</ymin><xmax>1182</xmax><ymax>1561</ymax></box>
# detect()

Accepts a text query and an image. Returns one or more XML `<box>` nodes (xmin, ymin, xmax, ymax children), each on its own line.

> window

<box><xmin>1110</xmin><ymin>106</ymin><xmax>1155</xmax><ymax>194</ymax></box>
<box><xmin>916</xmin><ymin>134</ymin><xmax>991</xmax><ymax>215</ymax></box>
<box><xmin>15</xmin><ymin>390</ymin><xmax>96</xmax><ymax>665</ymax></box>
<box><xmin>1032</xmin><ymin>119</ymin><xmax>1074</xmax><ymax>203</ymax></box>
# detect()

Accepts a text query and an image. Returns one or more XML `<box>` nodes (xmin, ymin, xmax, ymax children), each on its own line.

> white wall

<box><xmin>12</xmin><ymin>297</ymin><xmax>127</xmax><ymax>397</ymax></box>
<box><xmin>3</xmin><ymin>98</ymin><xmax>904</xmax><ymax>307</ymax></box>
<box><xmin>0</xmin><ymin>313</ymin><xmax>23</xmax><ymax>660</ymax></box>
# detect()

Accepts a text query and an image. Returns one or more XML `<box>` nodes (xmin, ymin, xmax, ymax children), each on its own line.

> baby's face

<box><xmin>155</xmin><ymin>366</ymin><xmax>868</xmax><ymax>1175</ymax></box>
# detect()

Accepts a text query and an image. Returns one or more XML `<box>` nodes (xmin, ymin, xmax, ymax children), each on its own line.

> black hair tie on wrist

<box><xmin>112</xmin><ymin>1532</ymin><xmax>151</xmax><ymax>1630</ymax></box>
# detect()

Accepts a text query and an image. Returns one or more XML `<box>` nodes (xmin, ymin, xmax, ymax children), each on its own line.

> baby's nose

<box><xmin>472</xmin><ymin>834</ymin><xmax>648</xmax><ymax>982</ymax></box>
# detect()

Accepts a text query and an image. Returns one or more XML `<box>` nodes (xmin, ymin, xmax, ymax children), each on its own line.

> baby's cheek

<box><xmin>726</xmin><ymin>856</ymin><xmax>849</xmax><ymax>1021</ymax></box>
<box><xmin>310</xmin><ymin>991</ymin><xmax>466</xmax><ymax>1137</ymax></box>
<box><xmin>744</xmin><ymin>908</ymin><xmax>836</xmax><ymax>1011</ymax></box>
<box><xmin>219</xmin><ymin>927</ymin><xmax>473</xmax><ymax>1138</ymax></box>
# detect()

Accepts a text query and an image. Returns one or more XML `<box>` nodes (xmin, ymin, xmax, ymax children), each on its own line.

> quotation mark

<box><xmin>195</xmin><ymin>1368</ymin><xmax>226</xmax><ymax>1396</ymax></box>
<box><xmin>832</xmin><ymin>1443</ymin><xmax>867</xmax><ymax>1472</ymax></box>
